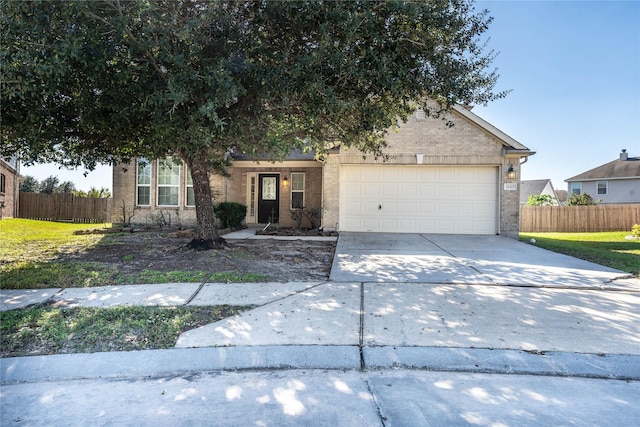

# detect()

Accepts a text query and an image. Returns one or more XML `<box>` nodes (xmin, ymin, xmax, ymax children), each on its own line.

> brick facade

<box><xmin>112</xmin><ymin>158</ymin><xmax>323</xmax><ymax>229</ymax></box>
<box><xmin>112</xmin><ymin>107</ymin><xmax>530</xmax><ymax>236</ymax></box>
<box><xmin>321</xmin><ymin>107</ymin><xmax>529</xmax><ymax>237</ymax></box>
<box><xmin>0</xmin><ymin>159</ymin><xmax>19</xmax><ymax>219</ymax></box>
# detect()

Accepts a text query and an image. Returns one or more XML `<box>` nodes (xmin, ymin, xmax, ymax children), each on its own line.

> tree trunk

<box><xmin>185</xmin><ymin>155</ymin><xmax>225</xmax><ymax>249</ymax></box>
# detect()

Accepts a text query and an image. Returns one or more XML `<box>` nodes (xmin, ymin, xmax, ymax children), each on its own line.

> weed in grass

<box><xmin>208</xmin><ymin>271</ymin><xmax>267</xmax><ymax>283</ymax></box>
<box><xmin>0</xmin><ymin>305</ymin><xmax>249</xmax><ymax>357</ymax></box>
<box><xmin>0</xmin><ymin>261</ymin><xmax>119</xmax><ymax>289</ymax></box>
<box><xmin>117</xmin><ymin>270</ymin><xmax>268</xmax><ymax>284</ymax></box>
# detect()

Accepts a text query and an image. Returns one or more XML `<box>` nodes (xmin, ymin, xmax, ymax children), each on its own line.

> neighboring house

<box><xmin>0</xmin><ymin>156</ymin><xmax>20</xmax><ymax>219</ymax></box>
<box><xmin>112</xmin><ymin>105</ymin><xmax>534</xmax><ymax>237</ymax></box>
<box><xmin>565</xmin><ymin>149</ymin><xmax>640</xmax><ymax>204</ymax></box>
<box><xmin>520</xmin><ymin>179</ymin><xmax>559</xmax><ymax>205</ymax></box>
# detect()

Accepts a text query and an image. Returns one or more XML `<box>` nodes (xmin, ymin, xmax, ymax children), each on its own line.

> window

<box><xmin>250</xmin><ymin>176</ymin><xmax>256</xmax><ymax>217</ymax></box>
<box><xmin>0</xmin><ymin>173</ymin><xmax>5</xmax><ymax>193</ymax></box>
<box><xmin>157</xmin><ymin>158</ymin><xmax>180</xmax><ymax>206</ymax></box>
<box><xmin>597</xmin><ymin>181</ymin><xmax>608</xmax><ymax>195</ymax></box>
<box><xmin>569</xmin><ymin>182</ymin><xmax>582</xmax><ymax>195</ymax></box>
<box><xmin>136</xmin><ymin>158</ymin><xmax>151</xmax><ymax>206</ymax></box>
<box><xmin>291</xmin><ymin>172</ymin><xmax>305</xmax><ymax>209</ymax></box>
<box><xmin>185</xmin><ymin>167</ymin><xmax>195</xmax><ymax>207</ymax></box>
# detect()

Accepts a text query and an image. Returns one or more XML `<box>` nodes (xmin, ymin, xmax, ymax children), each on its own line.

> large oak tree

<box><xmin>2</xmin><ymin>0</ymin><xmax>506</xmax><ymax>243</ymax></box>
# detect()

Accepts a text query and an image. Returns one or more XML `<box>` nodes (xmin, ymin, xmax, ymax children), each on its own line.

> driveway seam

<box><xmin>359</xmin><ymin>282</ymin><xmax>365</xmax><ymax>371</ymax></box>
<box><xmin>419</xmin><ymin>234</ymin><xmax>500</xmax><ymax>285</ymax></box>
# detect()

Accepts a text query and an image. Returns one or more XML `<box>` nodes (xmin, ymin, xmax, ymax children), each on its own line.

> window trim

<box><xmin>0</xmin><ymin>173</ymin><xmax>5</xmax><ymax>194</ymax></box>
<box><xmin>596</xmin><ymin>181</ymin><xmax>608</xmax><ymax>195</ymax></box>
<box><xmin>185</xmin><ymin>166</ymin><xmax>195</xmax><ymax>207</ymax></box>
<box><xmin>569</xmin><ymin>182</ymin><xmax>582</xmax><ymax>195</ymax></box>
<box><xmin>157</xmin><ymin>157</ymin><xmax>181</xmax><ymax>207</ymax></box>
<box><xmin>136</xmin><ymin>158</ymin><xmax>152</xmax><ymax>206</ymax></box>
<box><xmin>290</xmin><ymin>172</ymin><xmax>305</xmax><ymax>210</ymax></box>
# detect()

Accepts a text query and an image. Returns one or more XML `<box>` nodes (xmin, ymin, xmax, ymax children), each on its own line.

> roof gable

<box><xmin>452</xmin><ymin>105</ymin><xmax>532</xmax><ymax>153</ymax></box>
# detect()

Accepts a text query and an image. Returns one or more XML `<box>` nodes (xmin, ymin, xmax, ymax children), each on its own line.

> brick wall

<box><xmin>111</xmin><ymin>159</ymin><xmax>198</xmax><ymax>227</ymax></box>
<box><xmin>326</xmin><ymin>109</ymin><xmax>526</xmax><ymax>236</ymax></box>
<box><xmin>0</xmin><ymin>161</ymin><xmax>19</xmax><ymax>219</ymax></box>
<box><xmin>226</xmin><ymin>164</ymin><xmax>323</xmax><ymax>228</ymax></box>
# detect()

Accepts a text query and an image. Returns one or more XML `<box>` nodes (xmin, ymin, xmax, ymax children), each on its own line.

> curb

<box><xmin>3</xmin><ymin>346</ymin><xmax>638</xmax><ymax>384</ymax></box>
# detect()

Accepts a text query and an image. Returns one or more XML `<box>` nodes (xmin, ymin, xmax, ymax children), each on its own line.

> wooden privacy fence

<box><xmin>520</xmin><ymin>204</ymin><xmax>640</xmax><ymax>232</ymax></box>
<box><xmin>19</xmin><ymin>192</ymin><xmax>113</xmax><ymax>223</ymax></box>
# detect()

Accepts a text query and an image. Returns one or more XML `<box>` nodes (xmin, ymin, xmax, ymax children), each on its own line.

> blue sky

<box><xmin>22</xmin><ymin>0</ymin><xmax>640</xmax><ymax>193</ymax></box>
<box><xmin>475</xmin><ymin>0</ymin><xmax>640</xmax><ymax>191</ymax></box>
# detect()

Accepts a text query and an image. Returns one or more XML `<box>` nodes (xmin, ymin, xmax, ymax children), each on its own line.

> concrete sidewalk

<box><xmin>2</xmin><ymin>232</ymin><xmax>640</xmax><ymax>425</ymax></box>
<box><xmin>3</xmin><ymin>368</ymin><xmax>638</xmax><ymax>426</ymax></box>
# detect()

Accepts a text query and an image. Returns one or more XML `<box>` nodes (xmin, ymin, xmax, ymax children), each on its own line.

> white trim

<box><xmin>232</xmin><ymin>160</ymin><xmax>322</xmax><ymax>168</ymax></box>
<box><xmin>290</xmin><ymin>172</ymin><xmax>305</xmax><ymax>209</ymax></box>
<box><xmin>157</xmin><ymin>158</ymin><xmax>181</xmax><ymax>207</ymax></box>
<box><xmin>136</xmin><ymin>158</ymin><xmax>152</xmax><ymax>206</ymax></box>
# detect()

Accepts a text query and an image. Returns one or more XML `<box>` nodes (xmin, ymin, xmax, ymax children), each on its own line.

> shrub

<box><xmin>303</xmin><ymin>207</ymin><xmax>322</xmax><ymax>229</ymax></box>
<box><xmin>632</xmin><ymin>224</ymin><xmax>640</xmax><ymax>237</ymax></box>
<box><xmin>526</xmin><ymin>194</ymin><xmax>558</xmax><ymax>206</ymax></box>
<box><xmin>567</xmin><ymin>193</ymin><xmax>599</xmax><ymax>206</ymax></box>
<box><xmin>290</xmin><ymin>209</ymin><xmax>304</xmax><ymax>229</ymax></box>
<box><xmin>214</xmin><ymin>202</ymin><xmax>247</xmax><ymax>228</ymax></box>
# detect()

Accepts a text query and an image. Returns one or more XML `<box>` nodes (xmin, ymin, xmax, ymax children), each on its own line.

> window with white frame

<box><xmin>0</xmin><ymin>173</ymin><xmax>5</xmax><ymax>194</ymax></box>
<box><xmin>136</xmin><ymin>158</ymin><xmax>151</xmax><ymax>206</ymax></box>
<box><xmin>157</xmin><ymin>158</ymin><xmax>180</xmax><ymax>206</ymax></box>
<box><xmin>569</xmin><ymin>182</ymin><xmax>582</xmax><ymax>195</ymax></box>
<box><xmin>185</xmin><ymin>167</ymin><xmax>195</xmax><ymax>207</ymax></box>
<box><xmin>291</xmin><ymin>172</ymin><xmax>305</xmax><ymax>209</ymax></box>
<box><xmin>597</xmin><ymin>181</ymin><xmax>608</xmax><ymax>195</ymax></box>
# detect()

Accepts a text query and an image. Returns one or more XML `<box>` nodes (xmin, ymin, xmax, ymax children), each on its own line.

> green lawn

<box><xmin>0</xmin><ymin>219</ymin><xmax>264</xmax><ymax>289</ymax></box>
<box><xmin>519</xmin><ymin>231</ymin><xmax>640</xmax><ymax>277</ymax></box>
<box><xmin>0</xmin><ymin>304</ymin><xmax>249</xmax><ymax>357</ymax></box>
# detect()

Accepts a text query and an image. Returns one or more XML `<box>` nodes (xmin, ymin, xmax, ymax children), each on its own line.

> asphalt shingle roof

<box><xmin>566</xmin><ymin>157</ymin><xmax>640</xmax><ymax>182</ymax></box>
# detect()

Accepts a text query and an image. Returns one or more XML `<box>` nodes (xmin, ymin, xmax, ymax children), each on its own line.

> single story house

<box><xmin>0</xmin><ymin>156</ymin><xmax>20</xmax><ymax>219</ymax></box>
<box><xmin>565</xmin><ymin>149</ymin><xmax>640</xmax><ymax>204</ymax></box>
<box><xmin>112</xmin><ymin>105</ymin><xmax>534</xmax><ymax>237</ymax></box>
<box><xmin>520</xmin><ymin>179</ymin><xmax>559</xmax><ymax>205</ymax></box>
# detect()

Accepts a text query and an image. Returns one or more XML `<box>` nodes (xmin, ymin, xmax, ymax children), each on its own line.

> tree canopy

<box><xmin>2</xmin><ymin>0</ymin><xmax>506</xmax><ymax>241</ymax></box>
<box><xmin>526</xmin><ymin>194</ymin><xmax>558</xmax><ymax>206</ymax></box>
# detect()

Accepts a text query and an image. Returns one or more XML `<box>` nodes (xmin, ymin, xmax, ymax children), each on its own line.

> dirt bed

<box><xmin>70</xmin><ymin>230</ymin><xmax>337</xmax><ymax>282</ymax></box>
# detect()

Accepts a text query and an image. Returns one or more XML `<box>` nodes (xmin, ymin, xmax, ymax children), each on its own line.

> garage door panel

<box><xmin>340</xmin><ymin>165</ymin><xmax>497</xmax><ymax>234</ymax></box>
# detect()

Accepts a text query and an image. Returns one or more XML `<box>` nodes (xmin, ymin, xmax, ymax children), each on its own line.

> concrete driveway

<box><xmin>330</xmin><ymin>232</ymin><xmax>637</xmax><ymax>289</ymax></box>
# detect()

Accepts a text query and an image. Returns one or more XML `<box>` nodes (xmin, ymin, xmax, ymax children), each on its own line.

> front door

<box><xmin>258</xmin><ymin>174</ymin><xmax>279</xmax><ymax>223</ymax></box>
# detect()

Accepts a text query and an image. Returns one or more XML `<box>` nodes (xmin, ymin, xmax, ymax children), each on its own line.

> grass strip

<box><xmin>520</xmin><ymin>231</ymin><xmax>640</xmax><ymax>277</ymax></box>
<box><xmin>0</xmin><ymin>305</ymin><xmax>249</xmax><ymax>357</ymax></box>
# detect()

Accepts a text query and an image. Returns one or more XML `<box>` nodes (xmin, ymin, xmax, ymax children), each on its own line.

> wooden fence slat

<box><xmin>18</xmin><ymin>192</ymin><xmax>113</xmax><ymax>223</ymax></box>
<box><xmin>520</xmin><ymin>204</ymin><xmax>640</xmax><ymax>232</ymax></box>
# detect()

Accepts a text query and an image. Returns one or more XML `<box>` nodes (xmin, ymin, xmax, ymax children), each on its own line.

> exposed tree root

<box><xmin>186</xmin><ymin>237</ymin><xmax>230</xmax><ymax>251</ymax></box>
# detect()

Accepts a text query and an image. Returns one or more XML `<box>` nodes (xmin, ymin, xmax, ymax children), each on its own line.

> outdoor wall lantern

<box><xmin>282</xmin><ymin>176</ymin><xmax>289</xmax><ymax>186</ymax></box>
<box><xmin>507</xmin><ymin>165</ymin><xmax>516</xmax><ymax>180</ymax></box>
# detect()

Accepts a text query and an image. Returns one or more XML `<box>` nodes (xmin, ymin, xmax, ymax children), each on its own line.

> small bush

<box><xmin>214</xmin><ymin>202</ymin><xmax>247</xmax><ymax>228</ymax></box>
<box><xmin>632</xmin><ymin>224</ymin><xmax>640</xmax><ymax>237</ymax></box>
<box><xmin>303</xmin><ymin>207</ymin><xmax>322</xmax><ymax>229</ymax></box>
<box><xmin>290</xmin><ymin>209</ymin><xmax>304</xmax><ymax>229</ymax></box>
<box><xmin>567</xmin><ymin>193</ymin><xmax>599</xmax><ymax>206</ymax></box>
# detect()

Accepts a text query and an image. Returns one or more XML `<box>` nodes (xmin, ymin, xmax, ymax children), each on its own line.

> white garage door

<box><xmin>340</xmin><ymin>165</ymin><xmax>498</xmax><ymax>234</ymax></box>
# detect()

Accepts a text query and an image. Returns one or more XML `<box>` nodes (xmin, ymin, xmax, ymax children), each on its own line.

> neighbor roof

<box><xmin>566</xmin><ymin>156</ymin><xmax>640</xmax><ymax>182</ymax></box>
<box><xmin>520</xmin><ymin>179</ymin><xmax>556</xmax><ymax>204</ymax></box>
